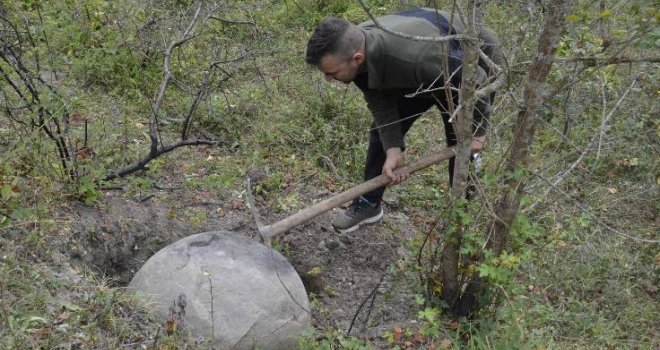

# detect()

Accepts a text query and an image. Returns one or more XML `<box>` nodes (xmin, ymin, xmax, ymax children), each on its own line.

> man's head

<box><xmin>306</xmin><ymin>17</ymin><xmax>366</xmax><ymax>83</ymax></box>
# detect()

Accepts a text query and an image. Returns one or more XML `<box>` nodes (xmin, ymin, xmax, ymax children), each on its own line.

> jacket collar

<box><xmin>361</xmin><ymin>28</ymin><xmax>384</xmax><ymax>90</ymax></box>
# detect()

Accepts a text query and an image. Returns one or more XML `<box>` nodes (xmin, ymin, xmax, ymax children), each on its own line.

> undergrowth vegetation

<box><xmin>1</xmin><ymin>0</ymin><xmax>657</xmax><ymax>349</ymax></box>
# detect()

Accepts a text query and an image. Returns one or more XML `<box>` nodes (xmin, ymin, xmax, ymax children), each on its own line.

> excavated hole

<box><xmin>66</xmin><ymin>197</ymin><xmax>256</xmax><ymax>286</ymax></box>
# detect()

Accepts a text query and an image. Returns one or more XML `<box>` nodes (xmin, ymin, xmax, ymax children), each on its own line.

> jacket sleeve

<box><xmin>362</xmin><ymin>89</ymin><xmax>404</xmax><ymax>151</ymax></box>
<box><xmin>473</xmin><ymin>94</ymin><xmax>491</xmax><ymax>136</ymax></box>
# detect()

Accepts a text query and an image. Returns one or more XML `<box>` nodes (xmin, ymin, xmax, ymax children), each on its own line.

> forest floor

<box><xmin>3</xmin><ymin>139</ymin><xmax>657</xmax><ymax>349</ymax></box>
<box><xmin>35</xmin><ymin>146</ymin><xmax>440</xmax><ymax>347</ymax></box>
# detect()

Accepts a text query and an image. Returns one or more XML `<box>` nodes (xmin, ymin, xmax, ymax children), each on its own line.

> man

<box><xmin>305</xmin><ymin>8</ymin><xmax>502</xmax><ymax>233</ymax></box>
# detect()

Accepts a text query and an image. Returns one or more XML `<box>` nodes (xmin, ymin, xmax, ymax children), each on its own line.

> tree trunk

<box><xmin>457</xmin><ymin>0</ymin><xmax>571</xmax><ymax>316</ymax></box>
<box><xmin>440</xmin><ymin>0</ymin><xmax>483</xmax><ymax>309</ymax></box>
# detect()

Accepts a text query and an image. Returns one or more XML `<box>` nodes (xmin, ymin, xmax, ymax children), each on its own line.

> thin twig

<box><xmin>366</xmin><ymin>111</ymin><xmax>425</xmax><ymax>132</ymax></box>
<box><xmin>209</xmin><ymin>16</ymin><xmax>256</xmax><ymax>26</ymax></box>
<box><xmin>527</xmin><ymin>77</ymin><xmax>637</xmax><ymax>211</ymax></box>
<box><xmin>151</xmin><ymin>327</ymin><xmax>160</xmax><ymax>350</ymax></box>
<box><xmin>596</xmin><ymin>75</ymin><xmax>607</xmax><ymax>160</ymax></box>
<box><xmin>347</xmin><ymin>272</ymin><xmax>386</xmax><ymax>335</ymax></box>
<box><xmin>357</xmin><ymin>0</ymin><xmax>470</xmax><ymax>42</ymax></box>
<box><xmin>528</xmin><ymin>172</ymin><xmax>659</xmax><ymax>244</ymax></box>
<box><xmin>557</xmin><ymin>55</ymin><xmax>660</xmax><ymax>66</ymax></box>
<box><xmin>208</xmin><ymin>277</ymin><xmax>215</xmax><ymax>346</ymax></box>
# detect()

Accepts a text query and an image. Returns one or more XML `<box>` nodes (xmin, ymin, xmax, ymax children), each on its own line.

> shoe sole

<box><xmin>334</xmin><ymin>209</ymin><xmax>384</xmax><ymax>234</ymax></box>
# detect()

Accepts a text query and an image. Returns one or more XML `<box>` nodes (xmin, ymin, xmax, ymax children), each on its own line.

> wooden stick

<box><xmin>258</xmin><ymin>147</ymin><xmax>456</xmax><ymax>243</ymax></box>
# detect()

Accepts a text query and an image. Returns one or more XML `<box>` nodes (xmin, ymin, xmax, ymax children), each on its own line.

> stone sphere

<box><xmin>128</xmin><ymin>231</ymin><xmax>310</xmax><ymax>349</ymax></box>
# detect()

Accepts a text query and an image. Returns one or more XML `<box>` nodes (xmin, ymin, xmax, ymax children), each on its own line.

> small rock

<box><xmin>55</xmin><ymin>323</ymin><xmax>69</xmax><ymax>333</ymax></box>
<box><xmin>331</xmin><ymin>308</ymin><xmax>345</xmax><ymax>318</ymax></box>
<box><xmin>326</xmin><ymin>240</ymin><xmax>340</xmax><ymax>250</ymax></box>
<box><xmin>338</xmin><ymin>235</ymin><xmax>352</xmax><ymax>245</ymax></box>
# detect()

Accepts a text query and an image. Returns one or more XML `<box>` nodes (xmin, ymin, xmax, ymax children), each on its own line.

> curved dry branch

<box><xmin>558</xmin><ymin>55</ymin><xmax>660</xmax><ymax>66</ymax></box>
<box><xmin>149</xmin><ymin>2</ymin><xmax>202</xmax><ymax>155</ymax></box>
<box><xmin>357</xmin><ymin>0</ymin><xmax>470</xmax><ymax>42</ymax></box>
<box><xmin>209</xmin><ymin>16</ymin><xmax>256</xmax><ymax>26</ymax></box>
<box><xmin>104</xmin><ymin>139</ymin><xmax>219</xmax><ymax>181</ymax></box>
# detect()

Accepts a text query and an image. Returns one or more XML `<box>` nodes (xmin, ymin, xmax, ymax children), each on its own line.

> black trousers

<box><xmin>361</xmin><ymin>95</ymin><xmax>485</xmax><ymax>205</ymax></box>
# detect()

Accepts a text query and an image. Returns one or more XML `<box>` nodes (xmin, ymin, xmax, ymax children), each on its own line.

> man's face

<box><xmin>318</xmin><ymin>53</ymin><xmax>363</xmax><ymax>83</ymax></box>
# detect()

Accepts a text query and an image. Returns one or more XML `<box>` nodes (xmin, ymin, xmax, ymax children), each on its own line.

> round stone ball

<box><xmin>128</xmin><ymin>231</ymin><xmax>311</xmax><ymax>349</ymax></box>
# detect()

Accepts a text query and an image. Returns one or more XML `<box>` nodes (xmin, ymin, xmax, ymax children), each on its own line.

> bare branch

<box><xmin>149</xmin><ymin>2</ymin><xmax>202</xmax><ymax>155</ymax></box>
<box><xmin>181</xmin><ymin>70</ymin><xmax>213</xmax><ymax>140</ymax></box>
<box><xmin>1</xmin><ymin>28</ymin><xmax>72</xmax><ymax>173</ymax></box>
<box><xmin>475</xmin><ymin>44</ymin><xmax>516</xmax><ymax>99</ymax></box>
<box><xmin>527</xmin><ymin>78</ymin><xmax>638</xmax><ymax>211</ymax></box>
<box><xmin>209</xmin><ymin>16</ymin><xmax>256</xmax><ymax>26</ymax></box>
<box><xmin>104</xmin><ymin>139</ymin><xmax>219</xmax><ymax>181</ymax></box>
<box><xmin>403</xmin><ymin>68</ymin><xmax>462</xmax><ymax>99</ymax></box>
<box><xmin>528</xmin><ymin>172</ymin><xmax>660</xmax><ymax>244</ymax></box>
<box><xmin>557</xmin><ymin>55</ymin><xmax>660</xmax><ymax>66</ymax></box>
<box><xmin>356</xmin><ymin>0</ymin><xmax>470</xmax><ymax>42</ymax></box>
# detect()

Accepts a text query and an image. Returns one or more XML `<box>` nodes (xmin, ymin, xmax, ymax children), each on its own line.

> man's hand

<box><xmin>471</xmin><ymin>135</ymin><xmax>486</xmax><ymax>154</ymax></box>
<box><xmin>383</xmin><ymin>147</ymin><xmax>408</xmax><ymax>185</ymax></box>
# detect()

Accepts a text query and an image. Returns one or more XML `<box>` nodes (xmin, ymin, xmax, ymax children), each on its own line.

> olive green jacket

<box><xmin>356</xmin><ymin>9</ymin><xmax>502</xmax><ymax>150</ymax></box>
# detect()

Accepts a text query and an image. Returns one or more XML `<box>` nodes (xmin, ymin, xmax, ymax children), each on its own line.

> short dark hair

<box><xmin>305</xmin><ymin>17</ymin><xmax>351</xmax><ymax>65</ymax></box>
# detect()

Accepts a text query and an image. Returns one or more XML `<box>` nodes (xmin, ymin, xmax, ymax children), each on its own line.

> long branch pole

<box><xmin>254</xmin><ymin>148</ymin><xmax>455</xmax><ymax>245</ymax></box>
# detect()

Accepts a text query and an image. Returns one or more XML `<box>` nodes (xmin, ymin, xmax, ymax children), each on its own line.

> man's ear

<box><xmin>352</xmin><ymin>51</ymin><xmax>365</xmax><ymax>64</ymax></box>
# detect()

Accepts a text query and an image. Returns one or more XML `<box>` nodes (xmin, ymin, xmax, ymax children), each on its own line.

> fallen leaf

<box><xmin>413</xmin><ymin>332</ymin><xmax>424</xmax><ymax>343</ymax></box>
<box><xmin>165</xmin><ymin>319</ymin><xmax>176</xmax><ymax>335</ymax></box>
<box><xmin>440</xmin><ymin>338</ymin><xmax>452</xmax><ymax>349</ymax></box>
<box><xmin>646</xmin><ymin>284</ymin><xmax>657</xmax><ymax>297</ymax></box>
<box><xmin>392</xmin><ymin>325</ymin><xmax>403</xmax><ymax>342</ymax></box>
<box><xmin>607</xmin><ymin>187</ymin><xmax>618</xmax><ymax>194</ymax></box>
<box><xmin>56</xmin><ymin>311</ymin><xmax>71</xmax><ymax>324</ymax></box>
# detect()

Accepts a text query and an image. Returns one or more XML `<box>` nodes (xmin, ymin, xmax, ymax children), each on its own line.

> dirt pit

<box><xmin>61</xmin><ymin>188</ymin><xmax>424</xmax><ymax>343</ymax></box>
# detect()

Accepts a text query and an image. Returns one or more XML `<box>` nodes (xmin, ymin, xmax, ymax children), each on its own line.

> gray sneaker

<box><xmin>332</xmin><ymin>197</ymin><xmax>383</xmax><ymax>233</ymax></box>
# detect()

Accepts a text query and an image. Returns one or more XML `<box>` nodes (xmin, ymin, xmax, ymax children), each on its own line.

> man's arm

<box><xmin>471</xmin><ymin>93</ymin><xmax>491</xmax><ymax>151</ymax></box>
<box><xmin>361</xmin><ymin>89</ymin><xmax>405</xmax><ymax>151</ymax></box>
<box><xmin>361</xmin><ymin>89</ymin><xmax>410</xmax><ymax>184</ymax></box>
